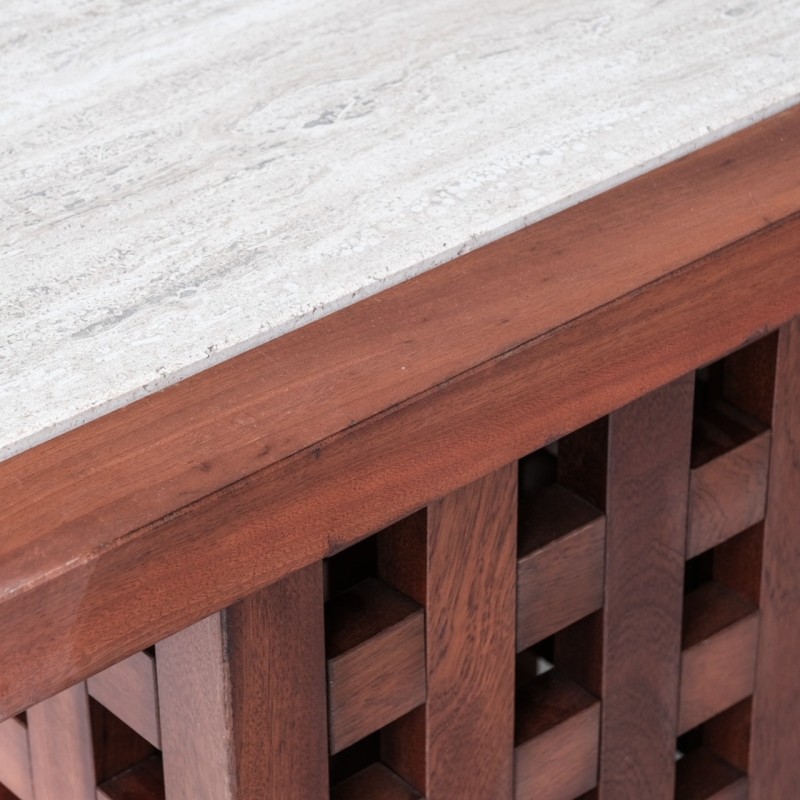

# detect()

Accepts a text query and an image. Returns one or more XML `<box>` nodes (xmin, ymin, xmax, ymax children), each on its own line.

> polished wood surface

<box><xmin>425</xmin><ymin>466</ymin><xmax>517</xmax><ymax>799</ymax></box>
<box><xmin>598</xmin><ymin>378</ymin><xmax>694</xmax><ymax>798</ymax></box>
<box><xmin>749</xmin><ymin>317</ymin><xmax>800</xmax><ymax>798</ymax></box>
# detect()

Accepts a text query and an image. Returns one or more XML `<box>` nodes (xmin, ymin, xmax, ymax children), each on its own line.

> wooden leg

<box><xmin>749</xmin><ymin>317</ymin><xmax>800</xmax><ymax>797</ymax></box>
<box><xmin>27</xmin><ymin>683</ymin><xmax>95</xmax><ymax>799</ymax></box>
<box><xmin>156</xmin><ymin>563</ymin><xmax>329</xmax><ymax>800</ymax></box>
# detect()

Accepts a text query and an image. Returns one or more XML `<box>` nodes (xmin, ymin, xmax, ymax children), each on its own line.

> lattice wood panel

<box><xmin>0</xmin><ymin>322</ymin><xmax>797</xmax><ymax>799</ymax></box>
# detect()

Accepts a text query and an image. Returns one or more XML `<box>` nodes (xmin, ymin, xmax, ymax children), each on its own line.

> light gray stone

<box><xmin>2</xmin><ymin>0</ymin><xmax>799</xmax><ymax>459</ymax></box>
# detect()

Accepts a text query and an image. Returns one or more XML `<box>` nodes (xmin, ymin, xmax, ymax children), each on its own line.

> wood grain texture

<box><xmin>27</xmin><ymin>683</ymin><xmax>95</xmax><ymax>800</ymax></box>
<box><xmin>424</xmin><ymin>465</ymin><xmax>517</xmax><ymax>799</ymax></box>
<box><xmin>517</xmin><ymin>483</ymin><xmax>605</xmax><ymax>650</ymax></box>
<box><xmin>515</xmin><ymin>671</ymin><xmax>600</xmax><ymax>800</ymax></box>
<box><xmin>0</xmin><ymin>717</ymin><xmax>32</xmax><ymax>800</ymax></box>
<box><xmin>88</xmin><ymin>651</ymin><xmax>160</xmax><ymax>748</ymax></box>
<box><xmin>155</xmin><ymin>612</ymin><xmax>233</xmax><ymax>800</ymax></box>
<box><xmin>157</xmin><ymin>564</ymin><xmax>328</xmax><ymax>800</ymax></box>
<box><xmin>4</xmin><ymin>139</ymin><xmax>800</xmax><ymax>718</ymax></box>
<box><xmin>327</xmin><ymin>584</ymin><xmax>426</xmax><ymax>753</ymax></box>
<box><xmin>749</xmin><ymin>316</ymin><xmax>800</xmax><ymax>798</ymax></box>
<box><xmin>688</xmin><ymin>430</ymin><xmax>770</xmax><ymax>558</ymax></box>
<box><xmin>597</xmin><ymin>377</ymin><xmax>695</xmax><ymax>799</ymax></box>
<box><xmin>678</xmin><ymin>583</ymin><xmax>758</xmax><ymax>734</ymax></box>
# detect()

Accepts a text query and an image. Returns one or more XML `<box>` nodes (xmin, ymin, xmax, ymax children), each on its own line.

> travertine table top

<box><xmin>2</xmin><ymin>0</ymin><xmax>799</xmax><ymax>460</ymax></box>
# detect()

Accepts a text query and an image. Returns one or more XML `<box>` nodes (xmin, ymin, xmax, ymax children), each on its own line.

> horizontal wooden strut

<box><xmin>2</xmin><ymin>106</ymin><xmax>800</xmax><ymax>718</ymax></box>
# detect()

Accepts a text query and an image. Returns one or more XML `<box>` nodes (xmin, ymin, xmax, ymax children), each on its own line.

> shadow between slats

<box><xmin>88</xmin><ymin>651</ymin><xmax>160</xmax><ymax>749</ymax></box>
<box><xmin>515</xmin><ymin>664</ymin><xmax>600</xmax><ymax>800</ymax></box>
<box><xmin>679</xmin><ymin>582</ymin><xmax>758</xmax><ymax>734</ymax></box>
<box><xmin>331</xmin><ymin>763</ymin><xmax>422</xmax><ymax>800</ymax></box>
<box><xmin>326</xmin><ymin>578</ymin><xmax>426</xmax><ymax>754</ymax></box>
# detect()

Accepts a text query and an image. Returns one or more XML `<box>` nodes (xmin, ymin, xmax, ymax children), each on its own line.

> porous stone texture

<box><xmin>2</xmin><ymin>0</ymin><xmax>799</xmax><ymax>459</ymax></box>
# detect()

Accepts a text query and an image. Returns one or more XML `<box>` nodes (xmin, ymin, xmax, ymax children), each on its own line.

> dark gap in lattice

<box><xmin>324</xmin><ymin>515</ymin><xmax>426</xmax><ymax>798</ymax></box>
<box><xmin>517</xmin><ymin>423</ymin><xmax>607</xmax><ymax>654</ymax></box>
<box><xmin>675</xmin><ymin>700</ymin><xmax>750</xmax><ymax>799</ymax></box>
<box><xmin>679</xmin><ymin>528</ymin><xmax>759</xmax><ymax>741</ymax></box>
<box><xmin>689</xmin><ymin>335</ymin><xmax>776</xmax><ymax>561</ymax></box>
<box><xmin>91</xmin><ymin>697</ymin><xmax>164</xmax><ymax>800</ymax></box>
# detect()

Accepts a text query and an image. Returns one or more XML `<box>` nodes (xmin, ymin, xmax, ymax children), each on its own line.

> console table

<box><xmin>2</xmin><ymin>2</ymin><xmax>800</xmax><ymax>798</ymax></box>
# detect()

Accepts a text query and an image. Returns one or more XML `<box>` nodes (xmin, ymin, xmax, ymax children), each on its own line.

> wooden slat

<box><xmin>96</xmin><ymin>755</ymin><xmax>164</xmax><ymax>800</ymax></box>
<box><xmin>423</xmin><ymin>465</ymin><xmax>517</xmax><ymax>799</ymax></box>
<box><xmin>688</xmin><ymin>422</ymin><xmax>770</xmax><ymax>558</ymax></box>
<box><xmin>678</xmin><ymin>582</ymin><xmax>758</xmax><ymax>734</ymax></box>
<box><xmin>27</xmin><ymin>683</ymin><xmax>95</xmax><ymax>800</ymax></box>
<box><xmin>675</xmin><ymin>748</ymin><xmax>747</xmax><ymax>800</ymax></box>
<box><xmin>88</xmin><ymin>650</ymin><xmax>160</xmax><ymax>748</ymax></box>
<box><xmin>597</xmin><ymin>377</ymin><xmax>694</xmax><ymax>798</ymax></box>
<box><xmin>327</xmin><ymin>579</ymin><xmax>426</xmax><ymax>753</ymax></box>
<box><xmin>0</xmin><ymin>717</ymin><xmax>32</xmax><ymax>800</ymax></box>
<box><xmin>5</xmin><ymin>194</ymin><xmax>800</xmax><ymax>721</ymax></box>
<box><xmin>749</xmin><ymin>317</ymin><xmax>800</xmax><ymax>797</ymax></box>
<box><xmin>331</xmin><ymin>763</ymin><xmax>423</xmax><ymax>800</ymax></box>
<box><xmin>515</xmin><ymin>670</ymin><xmax>600</xmax><ymax>800</ymax></box>
<box><xmin>379</xmin><ymin>467</ymin><xmax>516</xmax><ymax>798</ymax></box>
<box><xmin>517</xmin><ymin>484</ymin><xmax>605</xmax><ymax>650</ymax></box>
<box><xmin>156</xmin><ymin>564</ymin><xmax>328</xmax><ymax>800</ymax></box>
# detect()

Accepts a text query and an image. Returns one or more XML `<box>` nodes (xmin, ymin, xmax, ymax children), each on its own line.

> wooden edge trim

<box><xmin>1</xmin><ymin>203</ymin><xmax>799</xmax><ymax>718</ymax></box>
<box><xmin>3</xmin><ymin>105</ymin><xmax>800</xmax><ymax>598</ymax></box>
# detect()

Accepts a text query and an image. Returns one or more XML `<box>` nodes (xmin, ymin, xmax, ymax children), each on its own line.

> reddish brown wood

<box><xmin>410</xmin><ymin>466</ymin><xmax>517</xmax><ymax>799</ymax></box>
<box><xmin>704</xmin><ymin>699</ymin><xmax>752</xmax><ymax>775</ymax></box>
<box><xmin>157</xmin><ymin>564</ymin><xmax>328</xmax><ymax>800</ymax></box>
<box><xmin>678</xmin><ymin>582</ymin><xmax>758</xmax><ymax>734</ymax></box>
<box><xmin>331</xmin><ymin>763</ymin><xmax>422</xmax><ymax>800</ymax></box>
<box><xmin>96</xmin><ymin>755</ymin><xmax>164</xmax><ymax>800</ymax></box>
<box><xmin>517</xmin><ymin>483</ymin><xmax>605</xmax><ymax>650</ymax></box>
<box><xmin>326</xmin><ymin>580</ymin><xmax>426</xmax><ymax>753</ymax></box>
<box><xmin>87</xmin><ymin>651</ymin><xmax>160</xmax><ymax>748</ymax></box>
<box><xmin>0</xmin><ymin>717</ymin><xmax>32</xmax><ymax>800</ymax></box>
<box><xmin>598</xmin><ymin>377</ymin><xmax>695</xmax><ymax>798</ymax></box>
<box><xmin>90</xmin><ymin>699</ymin><xmax>158</xmax><ymax>787</ymax></box>
<box><xmin>688</xmin><ymin>430</ymin><xmax>770</xmax><ymax>557</ymax></box>
<box><xmin>675</xmin><ymin>748</ymin><xmax>747</xmax><ymax>800</ymax></box>
<box><xmin>749</xmin><ymin>317</ymin><xmax>800</xmax><ymax>798</ymax></box>
<box><xmin>515</xmin><ymin>671</ymin><xmax>600</xmax><ymax>800</ymax></box>
<box><xmin>27</xmin><ymin>683</ymin><xmax>95</xmax><ymax>800</ymax></box>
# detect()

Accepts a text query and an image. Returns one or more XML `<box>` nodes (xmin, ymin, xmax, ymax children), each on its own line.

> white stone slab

<box><xmin>2</xmin><ymin>0</ymin><xmax>799</xmax><ymax>460</ymax></box>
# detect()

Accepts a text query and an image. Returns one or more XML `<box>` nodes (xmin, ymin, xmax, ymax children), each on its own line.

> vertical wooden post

<box><xmin>27</xmin><ymin>684</ymin><xmax>96</xmax><ymax>799</ymax></box>
<box><xmin>156</xmin><ymin>563</ymin><xmax>329</xmax><ymax>800</ymax></box>
<box><xmin>424</xmin><ymin>464</ymin><xmax>517</xmax><ymax>799</ymax></box>
<box><xmin>382</xmin><ymin>464</ymin><xmax>517</xmax><ymax>799</ymax></box>
<box><xmin>599</xmin><ymin>376</ymin><xmax>694</xmax><ymax>798</ymax></box>
<box><xmin>749</xmin><ymin>317</ymin><xmax>800</xmax><ymax>797</ymax></box>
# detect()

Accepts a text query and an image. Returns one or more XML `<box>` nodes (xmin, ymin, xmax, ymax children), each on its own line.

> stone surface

<box><xmin>2</xmin><ymin>0</ymin><xmax>799</xmax><ymax>459</ymax></box>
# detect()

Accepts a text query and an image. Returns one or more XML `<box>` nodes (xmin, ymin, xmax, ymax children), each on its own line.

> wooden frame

<box><xmin>2</xmin><ymin>106</ymin><xmax>800</xmax><ymax>798</ymax></box>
